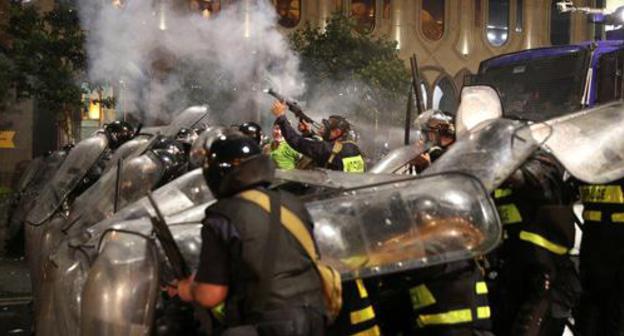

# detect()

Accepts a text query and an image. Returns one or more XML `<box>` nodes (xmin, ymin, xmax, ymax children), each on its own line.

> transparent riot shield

<box><xmin>63</xmin><ymin>154</ymin><xmax>164</xmax><ymax>235</ymax></box>
<box><xmin>26</xmin><ymin>133</ymin><xmax>109</xmax><ymax>225</ymax></box>
<box><xmin>274</xmin><ymin>168</ymin><xmax>406</xmax><ymax>190</ymax></box>
<box><xmin>425</xmin><ymin>118</ymin><xmax>543</xmax><ymax>192</ymax></box>
<box><xmin>60</xmin><ymin>207</ymin><xmax>205</xmax><ymax>336</ymax></box>
<box><xmin>16</xmin><ymin>157</ymin><xmax>46</xmax><ymax>193</ymax></box>
<box><xmin>80</xmin><ymin>168</ymin><xmax>212</xmax><ymax>243</ymax></box>
<box><xmin>102</xmin><ymin>134</ymin><xmax>153</xmax><ymax>174</ymax></box>
<box><xmin>81</xmin><ymin>231</ymin><xmax>160</xmax><ymax>336</ymax></box>
<box><xmin>531</xmin><ymin>101</ymin><xmax>624</xmax><ymax>184</ymax></box>
<box><xmin>455</xmin><ymin>85</ymin><xmax>503</xmax><ymax>137</ymax></box>
<box><xmin>307</xmin><ymin>172</ymin><xmax>500</xmax><ymax>280</ymax></box>
<box><xmin>369</xmin><ymin>143</ymin><xmax>428</xmax><ymax>174</ymax></box>
<box><xmin>164</xmin><ymin>105</ymin><xmax>211</xmax><ymax>136</ymax></box>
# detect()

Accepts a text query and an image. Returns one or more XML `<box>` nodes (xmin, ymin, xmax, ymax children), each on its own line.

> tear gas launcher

<box><xmin>147</xmin><ymin>191</ymin><xmax>190</xmax><ymax>279</ymax></box>
<box><xmin>266</xmin><ymin>88</ymin><xmax>321</xmax><ymax>129</ymax></box>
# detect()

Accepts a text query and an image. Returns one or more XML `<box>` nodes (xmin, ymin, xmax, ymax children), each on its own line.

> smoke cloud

<box><xmin>78</xmin><ymin>0</ymin><xmax>410</xmax><ymax>159</ymax></box>
<box><xmin>78</xmin><ymin>0</ymin><xmax>304</xmax><ymax>125</ymax></box>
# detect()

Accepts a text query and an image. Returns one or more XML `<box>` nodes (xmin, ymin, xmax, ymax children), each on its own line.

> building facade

<box><xmin>259</xmin><ymin>0</ymin><xmax>599</xmax><ymax>113</ymax></box>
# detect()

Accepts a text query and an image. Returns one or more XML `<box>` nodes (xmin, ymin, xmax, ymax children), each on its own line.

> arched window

<box><xmin>515</xmin><ymin>0</ymin><xmax>523</xmax><ymax>32</ymax></box>
<box><xmin>351</xmin><ymin>0</ymin><xmax>376</xmax><ymax>33</ymax></box>
<box><xmin>422</xmin><ymin>0</ymin><xmax>444</xmax><ymax>41</ymax></box>
<box><xmin>191</xmin><ymin>0</ymin><xmax>223</xmax><ymax>18</ymax></box>
<box><xmin>486</xmin><ymin>0</ymin><xmax>510</xmax><ymax>46</ymax></box>
<box><xmin>550</xmin><ymin>0</ymin><xmax>570</xmax><ymax>45</ymax></box>
<box><xmin>335</xmin><ymin>0</ymin><xmax>344</xmax><ymax>11</ymax></box>
<box><xmin>383</xmin><ymin>0</ymin><xmax>391</xmax><ymax>19</ymax></box>
<box><xmin>273</xmin><ymin>0</ymin><xmax>301</xmax><ymax>28</ymax></box>
<box><xmin>433</xmin><ymin>76</ymin><xmax>458</xmax><ymax>114</ymax></box>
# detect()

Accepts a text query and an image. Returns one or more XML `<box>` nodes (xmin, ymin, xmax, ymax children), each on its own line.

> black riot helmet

<box><xmin>203</xmin><ymin>132</ymin><xmax>275</xmax><ymax>199</ymax></box>
<box><xmin>238</xmin><ymin>121</ymin><xmax>264</xmax><ymax>145</ymax></box>
<box><xmin>321</xmin><ymin>115</ymin><xmax>351</xmax><ymax>141</ymax></box>
<box><xmin>175</xmin><ymin>127</ymin><xmax>199</xmax><ymax>155</ymax></box>
<box><xmin>104</xmin><ymin>121</ymin><xmax>135</xmax><ymax>150</ymax></box>
<box><xmin>151</xmin><ymin>137</ymin><xmax>188</xmax><ymax>187</ymax></box>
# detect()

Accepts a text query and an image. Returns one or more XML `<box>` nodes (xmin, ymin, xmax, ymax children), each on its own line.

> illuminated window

<box><xmin>351</xmin><ymin>0</ymin><xmax>376</xmax><ymax>33</ymax></box>
<box><xmin>273</xmin><ymin>0</ymin><xmax>301</xmax><ymax>28</ymax></box>
<box><xmin>550</xmin><ymin>0</ymin><xmax>570</xmax><ymax>45</ymax></box>
<box><xmin>422</xmin><ymin>0</ymin><xmax>444</xmax><ymax>41</ymax></box>
<box><xmin>487</xmin><ymin>0</ymin><xmax>510</xmax><ymax>46</ymax></box>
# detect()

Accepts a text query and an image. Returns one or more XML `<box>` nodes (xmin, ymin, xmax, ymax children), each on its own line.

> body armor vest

<box><xmin>325</xmin><ymin>141</ymin><xmax>365</xmax><ymax>172</ymax></box>
<box><xmin>205</xmin><ymin>188</ymin><xmax>325</xmax><ymax>325</ymax></box>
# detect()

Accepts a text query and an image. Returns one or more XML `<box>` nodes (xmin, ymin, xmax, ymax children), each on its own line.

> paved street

<box><xmin>0</xmin><ymin>257</ymin><xmax>32</xmax><ymax>335</ymax></box>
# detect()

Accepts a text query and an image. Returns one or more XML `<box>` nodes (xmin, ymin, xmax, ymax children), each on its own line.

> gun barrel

<box><xmin>266</xmin><ymin>88</ymin><xmax>320</xmax><ymax>128</ymax></box>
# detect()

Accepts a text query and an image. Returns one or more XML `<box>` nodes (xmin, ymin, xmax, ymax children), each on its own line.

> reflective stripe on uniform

<box><xmin>410</xmin><ymin>284</ymin><xmax>436</xmax><ymax>310</ymax></box>
<box><xmin>519</xmin><ymin>230</ymin><xmax>568</xmax><ymax>255</ymax></box>
<box><xmin>580</xmin><ymin>185</ymin><xmax>624</xmax><ymax>204</ymax></box>
<box><xmin>342</xmin><ymin>155</ymin><xmax>365</xmax><ymax>173</ymax></box>
<box><xmin>350</xmin><ymin>306</ymin><xmax>375</xmax><ymax>325</ymax></box>
<box><xmin>612</xmin><ymin>213</ymin><xmax>624</xmax><ymax>223</ymax></box>
<box><xmin>496</xmin><ymin>203</ymin><xmax>523</xmax><ymax>225</ymax></box>
<box><xmin>417</xmin><ymin>309</ymin><xmax>473</xmax><ymax>327</ymax></box>
<box><xmin>583</xmin><ymin>210</ymin><xmax>602</xmax><ymax>222</ymax></box>
<box><xmin>475</xmin><ymin>282</ymin><xmax>488</xmax><ymax>295</ymax></box>
<box><xmin>494</xmin><ymin>188</ymin><xmax>512</xmax><ymax>199</ymax></box>
<box><xmin>477</xmin><ymin>306</ymin><xmax>491</xmax><ymax>319</ymax></box>
<box><xmin>352</xmin><ymin>325</ymin><xmax>381</xmax><ymax>336</ymax></box>
<box><xmin>355</xmin><ymin>278</ymin><xmax>368</xmax><ymax>298</ymax></box>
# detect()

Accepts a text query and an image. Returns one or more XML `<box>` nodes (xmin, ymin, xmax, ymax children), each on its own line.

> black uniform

<box><xmin>198</xmin><ymin>187</ymin><xmax>326</xmax><ymax>335</ymax></box>
<box><xmin>275</xmin><ymin>115</ymin><xmax>365</xmax><ymax>173</ymax></box>
<box><xmin>574</xmin><ymin>178</ymin><xmax>624</xmax><ymax>335</ymax></box>
<box><xmin>490</xmin><ymin>152</ymin><xmax>577</xmax><ymax>336</ymax></box>
<box><xmin>274</xmin><ymin>115</ymin><xmax>378</xmax><ymax>335</ymax></box>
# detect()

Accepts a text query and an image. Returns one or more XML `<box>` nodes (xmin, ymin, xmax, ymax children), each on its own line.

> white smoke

<box><xmin>78</xmin><ymin>0</ymin><xmax>304</xmax><ymax>125</ymax></box>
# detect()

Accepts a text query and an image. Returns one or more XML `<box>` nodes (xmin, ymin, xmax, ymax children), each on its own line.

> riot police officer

<box><xmin>574</xmin><ymin>178</ymin><xmax>624</xmax><ymax>335</ymax></box>
<box><xmin>271</xmin><ymin>101</ymin><xmax>365</xmax><ymax>173</ymax></box>
<box><xmin>490</xmin><ymin>151</ymin><xmax>577</xmax><ymax>336</ymax></box>
<box><xmin>103</xmin><ymin>120</ymin><xmax>135</xmax><ymax>150</ymax></box>
<box><xmin>374</xmin><ymin>112</ymin><xmax>493</xmax><ymax>336</ymax></box>
<box><xmin>271</xmin><ymin>101</ymin><xmax>379</xmax><ymax>335</ymax></box>
<box><xmin>171</xmin><ymin>132</ymin><xmax>326</xmax><ymax>336</ymax></box>
<box><xmin>239</xmin><ymin>121</ymin><xmax>264</xmax><ymax>146</ymax></box>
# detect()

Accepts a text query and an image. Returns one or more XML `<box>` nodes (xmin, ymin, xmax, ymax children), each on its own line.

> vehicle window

<box><xmin>471</xmin><ymin>49</ymin><xmax>588</xmax><ymax>121</ymax></box>
<box><xmin>596</xmin><ymin>50</ymin><xmax>624</xmax><ymax>104</ymax></box>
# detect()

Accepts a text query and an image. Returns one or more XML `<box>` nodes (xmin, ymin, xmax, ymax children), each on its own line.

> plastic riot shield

<box><xmin>275</xmin><ymin>168</ymin><xmax>406</xmax><ymax>190</ymax></box>
<box><xmin>81</xmin><ymin>231</ymin><xmax>160</xmax><ymax>336</ymax></box>
<box><xmin>102</xmin><ymin>134</ymin><xmax>153</xmax><ymax>174</ymax></box>
<box><xmin>27</xmin><ymin>133</ymin><xmax>109</xmax><ymax>225</ymax></box>
<box><xmin>77</xmin><ymin>208</ymin><xmax>204</xmax><ymax>336</ymax></box>
<box><xmin>307</xmin><ymin>172</ymin><xmax>500</xmax><ymax>280</ymax></box>
<box><xmin>455</xmin><ymin>85</ymin><xmax>503</xmax><ymax>137</ymax></box>
<box><xmin>80</xmin><ymin>168</ymin><xmax>212</xmax><ymax>244</ymax></box>
<box><xmin>425</xmin><ymin>118</ymin><xmax>543</xmax><ymax>192</ymax></box>
<box><xmin>369</xmin><ymin>143</ymin><xmax>428</xmax><ymax>174</ymax></box>
<box><xmin>63</xmin><ymin>154</ymin><xmax>164</xmax><ymax>235</ymax></box>
<box><xmin>164</xmin><ymin>105</ymin><xmax>211</xmax><ymax>136</ymax></box>
<box><xmin>9</xmin><ymin>151</ymin><xmax>69</xmax><ymax>243</ymax></box>
<box><xmin>531</xmin><ymin>101</ymin><xmax>624</xmax><ymax>184</ymax></box>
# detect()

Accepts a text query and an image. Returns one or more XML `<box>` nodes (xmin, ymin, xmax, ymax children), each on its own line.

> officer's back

<box><xmin>171</xmin><ymin>132</ymin><xmax>326</xmax><ymax>336</ymax></box>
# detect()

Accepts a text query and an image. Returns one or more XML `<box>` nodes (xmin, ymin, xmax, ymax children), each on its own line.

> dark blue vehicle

<box><xmin>469</xmin><ymin>40</ymin><xmax>624</xmax><ymax>119</ymax></box>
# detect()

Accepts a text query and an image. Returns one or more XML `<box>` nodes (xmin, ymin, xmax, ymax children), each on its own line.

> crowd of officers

<box><xmin>165</xmin><ymin>100</ymin><xmax>624</xmax><ymax>336</ymax></box>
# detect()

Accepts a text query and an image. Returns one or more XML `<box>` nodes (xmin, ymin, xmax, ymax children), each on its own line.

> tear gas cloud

<box><xmin>78</xmin><ymin>0</ymin><xmax>409</xmax><ymax>159</ymax></box>
<box><xmin>79</xmin><ymin>0</ymin><xmax>303</xmax><ymax>124</ymax></box>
